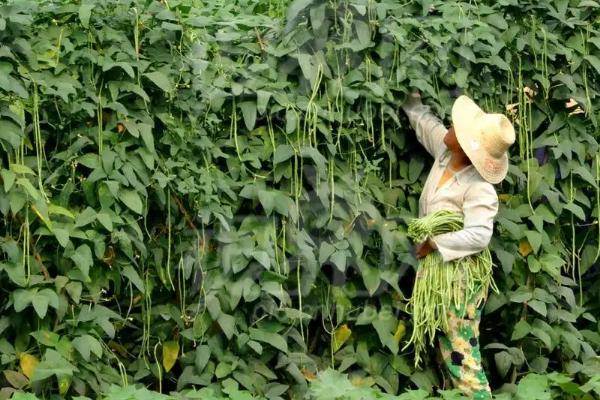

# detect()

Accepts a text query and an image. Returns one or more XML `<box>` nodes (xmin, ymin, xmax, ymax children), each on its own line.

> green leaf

<box><xmin>10</xmin><ymin>393</ymin><xmax>39</xmax><ymax>400</ymax></box>
<box><xmin>485</xmin><ymin>13</ymin><xmax>509</xmax><ymax>30</ymax></box>
<box><xmin>215</xmin><ymin>362</ymin><xmax>233</xmax><ymax>379</ymax></box>
<box><xmin>78</xmin><ymin>3</ymin><xmax>94</xmax><ymax>28</ymax></box>
<box><xmin>249</xmin><ymin>328</ymin><xmax>288</xmax><ymax>353</ymax></box>
<box><xmin>357</xmin><ymin>259</ymin><xmax>380</xmax><ymax>296</ymax></box>
<box><xmin>495</xmin><ymin>249</ymin><xmax>515</xmax><ymax>273</ymax></box>
<box><xmin>531</xmin><ymin>328</ymin><xmax>552</xmax><ymax>349</ymax></box>
<box><xmin>516</xmin><ymin>374</ymin><xmax>550</xmax><ymax>399</ymax></box>
<box><xmin>354</xmin><ymin>20</ymin><xmax>371</xmax><ymax>46</ymax></box>
<box><xmin>217</xmin><ymin>314</ymin><xmax>236</xmax><ymax>339</ymax></box>
<box><xmin>273</xmin><ymin>145</ymin><xmax>294</xmax><ymax>164</ymax></box>
<box><xmin>48</xmin><ymin>204</ymin><xmax>75</xmax><ymax>219</ymax></box>
<box><xmin>122</xmin><ymin>265</ymin><xmax>145</xmax><ymax>293</ymax></box>
<box><xmin>240</xmin><ymin>101</ymin><xmax>257</xmax><ymax>131</ymax></box>
<box><xmin>96</xmin><ymin>212</ymin><xmax>113</xmax><ymax>232</ymax></box>
<box><xmin>73</xmin><ymin>335</ymin><xmax>101</xmax><ymax>361</ymax></box>
<box><xmin>319</xmin><ymin>242</ymin><xmax>336</xmax><ymax>265</ymax></box>
<box><xmin>138</xmin><ymin>123</ymin><xmax>155</xmax><ymax>153</ymax></box>
<box><xmin>511</xmin><ymin>320</ymin><xmax>531</xmax><ymax>341</ymax></box>
<box><xmin>510</xmin><ymin>286</ymin><xmax>532</xmax><ymax>303</ymax></box>
<box><xmin>0</xmin><ymin>76</ymin><xmax>27</xmax><ymax>100</ymax></box>
<box><xmin>408</xmin><ymin>157</ymin><xmax>424</xmax><ymax>183</ymax></box>
<box><xmin>31</xmin><ymin>349</ymin><xmax>76</xmax><ymax>382</ymax></box>
<box><xmin>247</xmin><ymin>340</ymin><xmax>263</xmax><ymax>355</ymax></box>
<box><xmin>540</xmin><ymin>254</ymin><xmax>565</xmax><ymax>281</ymax></box>
<box><xmin>70</xmin><ymin>244</ymin><xmax>92</xmax><ymax>279</ymax></box>
<box><xmin>258</xmin><ymin>190</ymin><xmax>275</xmax><ymax>215</ymax></box>
<box><xmin>144</xmin><ymin>71</ymin><xmax>172</xmax><ymax>92</ymax></box>
<box><xmin>348</xmin><ymin>231</ymin><xmax>363</xmax><ymax>257</ymax></box>
<box><xmin>120</xmin><ymin>189</ymin><xmax>143</xmax><ymax>214</ymax></box>
<box><xmin>560</xmin><ymin>331</ymin><xmax>580</xmax><ymax>356</ymax></box>
<box><xmin>31</xmin><ymin>294</ymin><xmax>49</xmax><ymax>318</ymax></box>
<box><xmin>75</xmin><ymin>207</ymin><xmax>96</xmax><ymax>227</ymax></box>
<box><xmin>256</xmin><ymin>90</ymin><xmax>271</xmax><ymax>114</ymax></box>
<box><xmin>564</xmin><ymin>202</ymin><xmax>585</xmax><ymax>221</ymax></box>
<box><xmin>495</xmin><ymin>351</ymin><xmax>512</xmax><ymax>378</ymax></box>
<box><xmin>1</xmin><ymin>169</ymin><xmax>16</xmax><ymax>191</ymax></box>
<box><xmin>585</xmin><ymin>54</ymin><xmax>600</xmax><ymax>75</ymax></box>
<box><xmin>330</xmin><ymin>250</ymin><xmax>347</xmax><ymax>273</ymax></box>
<box><xmin>454</xmin><ymin>68</ymin><xmax>468</xmax><ymax>87</ymax></box>
<box><xmin>193</xmin><ymin>313</ymin><xmax>211</xmax><ymax>338</ymax></box>
<box><xmin>589</xmin><ymin>36</ymin><xmax>600</xmax><ymax>50</ymax></box>
<box><xmin>530</xmin><ymin>357</ymin><xmax>549</xmax><ymax>374</ymax></box>
<box><xmin>527</xmin><ymin>255</ymin><xmax>541</xmax><ymax>273</ymax></box>
<box><xmin>13</xmin><ymin>289</ymin><xmax>34</xmax><ymax>312</ymax></box>
<box><xmin>31</xmin><ymin>330</ymin><xmax>60</xmax><ymax>347</ymax></box>
<box><xmin>528</xmin><ymin>300</ymin><xmax>547</xmax><ymax>316</ymax></box>
<box><xmin>273</xmin><ymin>192</ymin><xmax>297</xmax><ymax>221</ymax></box>
<box><xmin>525</xmin><ymin>231</ymin><xmax>542</xmax><ymax>254</ymax></box>
<box><xmin>252</xmin><ymin>250</ymin><xmax>270</xmax><ymax>269</ymax></box>
<box><xmin>455</xmin><ymin>46</ymin><xmax>477</xmax><ymax>62</ymax></box>
<box><xmin>9</xmin><ymin>191</ymin><xmax>26</xmax><ymax>215</ymax></box>
<box><xmin>573</xmin><ymin>166</ymin><xmax>598</xmax><ymax>187</ymax></box>
<box><xmin>409</xmin><ymin>371</ymin><xmax>436</xmax><ymax>393</ymax></box>
<box><xmin>65</xmin><ymin>282</ymin><xmax>82</xmax><ymax>304</ymax></box>
<box><xmin>310</xmin><ymin>3</ymin><xmax>327</xmax><ymax>31</ymax></box>
<box><xmin>301</xmin><ymin>146</ymin><xmax>327</xmax><ymax>173</ymax></box>
<box><xmin>286</xmin><ymin>0</ymin><xmax>314</xmax><ymax>27</ymax></box>
<box><xmin>285</xmin><ymin>108</ymin><xmax>297</xmax><ymax>134</ymax></box>
<box><xmin>533</xmin><ymin>288</ymin><xmax>555</xmax><ymax>303</ymax></box>
<box><xmin>194</xmin><ymin>345</ymin><xmax>211</xmax><ymax>373</ymax></box>
<box><xmin>72</xmin><ymin>337</ymin><xmax>90</xmax><ymax>361</ymax></box>
<box><xmin>52</xmin><ymin>228</ymin><xmax>70</xmax><ymax>248</ymax></box>
<box><xmin>16</xmin><ymin>178</ymin><xmax>39</xmax><ymax>200</ymax></box>
<box><xmin>297</xmin><ymin>53</ymin><xmax>316</xmax><ymax>84</ymax></box>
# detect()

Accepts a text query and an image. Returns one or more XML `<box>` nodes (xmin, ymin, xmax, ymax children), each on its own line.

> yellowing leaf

<box><xmin>393</xmin><ymin>321</ymin><xmax>406</xmax><ymax>343</ymax></box>
<box><xmin>351</xmin><ymin>376</ymin><xmax>366</xmax><ymax>386</ymax></box>
<box><xmin>332</xmin><ymin>324</ymin><xmax>351</xmax><ymax>352</ymax></box>
<box><xmin>58</xmin><ymin>374</ymin><xmax>71</xmax><ymax>396</ymax></box>
<box><xmin>19</xmin><ymin>353</ymin><xmax>39</xmax><ymax>379</ymax></box>
<box><xmin>302</xmin><ymin>368</ymin><xmax>317</xmax><ymax>382</ymax></box>
<box><xmin>498</xmin><ymin>194</ymin><xmax>512</xmax><ymax>203</ymax></box>
<box><xmin>350</xmin><ymin>375</ymin><xmax>375</xmax><ymax>387</ymax></box>
<box><xmin>519</xmin><ymin>239</ymin><xmax>533</xmax><ymax>257</ymax></box>
<box><xmin>162</xmin><ymin>340</ymin><xmax>180</xmax><ymax>372</ymax></box>
<box><xmin>48</xmin><ymin>204</ymin><xmax>75</xmax><ymax>219</ymax></box>
<box><xmin>31</xmin><ymin>204</ymin><xmax>52</xmax><ymax>230</ymax></box>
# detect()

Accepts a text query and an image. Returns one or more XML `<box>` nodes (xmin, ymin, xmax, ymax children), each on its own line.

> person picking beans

<box><xmin>401</xmin><ymin>92</ymin><xmax>515</xmax><ymax>399</ymax></box>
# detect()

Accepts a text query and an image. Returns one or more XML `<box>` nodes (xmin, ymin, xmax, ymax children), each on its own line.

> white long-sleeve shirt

<box><xmin>402</xmin><ymin>97</ymin><xmax>499</xmax><ymax>262</ymax></box>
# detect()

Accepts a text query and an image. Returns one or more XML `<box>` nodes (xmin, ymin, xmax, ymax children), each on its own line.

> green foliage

<box><xmin>12</xmin><ymin>369</ymin><xmax>600</xmax><ymax>400</ymax></box>
<box><xmin>0</xmin><ymin>0</ymin><xmax>598</xmax><ymax>398</ymax></box>
<box><xmin>307</xmin><ymin>369</ymin><xmax>600</xmax><ymax>399</ymax></box>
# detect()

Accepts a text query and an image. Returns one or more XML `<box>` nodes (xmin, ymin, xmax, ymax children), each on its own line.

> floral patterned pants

<box><xmin>438</xmin><ymin>297</ymin><xmax>492</xmax><ymax>399</ymax></box>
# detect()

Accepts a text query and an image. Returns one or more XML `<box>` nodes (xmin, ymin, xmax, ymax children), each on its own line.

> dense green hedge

<box><xmin>0</xmin><ymin>0</ymin><xmax>599</xmax><ymax>398</ymax></box>
<box><xmin>8</xmin><ymin>368</ymin><xmax>598</xmax><ymax>399</ymax></box>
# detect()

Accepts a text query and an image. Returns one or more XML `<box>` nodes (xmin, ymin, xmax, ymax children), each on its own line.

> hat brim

<box><xmin>452</xmin><ymin>96</ymin><xmax>509</xmax><ymax>184</ymax></box>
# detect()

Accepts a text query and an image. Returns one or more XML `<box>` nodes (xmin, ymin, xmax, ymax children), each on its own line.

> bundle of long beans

<box><xmin>404</xmin><ymin>210</ymin><xmax>497</xmax><ymax>366</ymax></box>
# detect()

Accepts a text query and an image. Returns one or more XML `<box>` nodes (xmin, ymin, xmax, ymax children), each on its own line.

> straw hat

<box><xmin>452</xmin><ymin>95</ymin><xmax>515</xmax><ymax>184</ymax></box>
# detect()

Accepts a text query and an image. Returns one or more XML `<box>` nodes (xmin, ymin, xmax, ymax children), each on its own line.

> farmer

<box><xmin>401</xmin><ymin>92</ymin><xmax>515</xmax><ymax>399</ymax></box>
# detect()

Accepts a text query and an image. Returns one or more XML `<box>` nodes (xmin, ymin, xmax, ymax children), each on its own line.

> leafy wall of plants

<box><xmin>0</xmin><ymin>0</ymin><xmax>599</xmax><ymax>398</ymax></box>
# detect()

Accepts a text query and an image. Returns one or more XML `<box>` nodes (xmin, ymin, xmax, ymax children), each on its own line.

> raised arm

<box><xmin>430</xmin><ymin>182</ymin><xmax>499</xmax><ymax>262</ymax></box>
<box><xmin>401</xmin><ymin>92</ymin><xmax>448</xmax><ymax>159</ymax></box>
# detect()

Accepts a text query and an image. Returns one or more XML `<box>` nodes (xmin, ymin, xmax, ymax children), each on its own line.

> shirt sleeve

<box><xmin>401</xmin><ymin>93</ymin><xmax>448</xmax><ymax>158</ymax></box>
<box><xmin>430</xmin><ymin>181</ymin><xmax>499</xmax><ymax>262</ymax></box>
